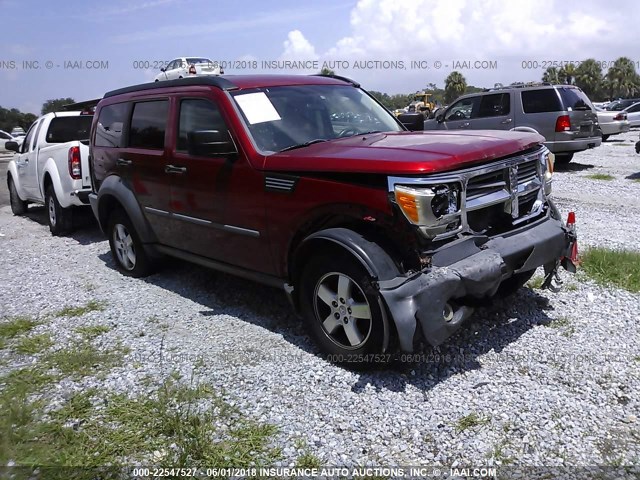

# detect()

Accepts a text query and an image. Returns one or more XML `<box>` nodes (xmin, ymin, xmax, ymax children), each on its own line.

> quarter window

<box><xmin>129</xmin><ymin>101</ymin><xmax>169</xmax><ymax>150</ymax></box>
<box><xmin>521</xmin><ymin>89</ymin><xmax>562</xmax><ymax>113</ymax></box>
<box><xmin>177</xmin><ymin>99</ymin><xmax>228</xmax><ymax>153</ymax></box>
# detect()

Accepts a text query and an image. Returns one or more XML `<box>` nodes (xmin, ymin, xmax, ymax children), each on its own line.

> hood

<box><xmin>262</xmin><ymin>130</ymin><xmax>545</xmax><ymax>175</ymax></box>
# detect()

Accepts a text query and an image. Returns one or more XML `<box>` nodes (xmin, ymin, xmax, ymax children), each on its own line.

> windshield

<box><xmin>231</xmin><ymin>84</ymin><xmax>403</xmax><ymax>153</ymax></box>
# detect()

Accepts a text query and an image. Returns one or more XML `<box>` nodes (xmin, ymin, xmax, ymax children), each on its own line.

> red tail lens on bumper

<box><xmin>68</xmin><ymin>146</ymin><xmax>81</xmax><ymax>179</ymax></box>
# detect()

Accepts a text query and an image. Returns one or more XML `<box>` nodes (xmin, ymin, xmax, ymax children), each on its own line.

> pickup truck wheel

<box><xmin>496</xmin><ymin>269</ymin><xmax>536</xmax><ymax>297</ymax></box>
<box><xmin>45</xmin><ymin>185</ymin><xmax>72</xmax><ymax>235</ymax></box>
<box><xmin>8</xmin><ymin>177</ymin><xmax>28</xmax><ymax>216</ymax></box>
<box><xmin>108</xmin><ymin>210</ymin><xmax>153</xmax><ymax>277</ymax></box>
<box><xmin>300</xmin><ymin>253</ymin><xmax>387</xmax><ymax>368</ymax></box>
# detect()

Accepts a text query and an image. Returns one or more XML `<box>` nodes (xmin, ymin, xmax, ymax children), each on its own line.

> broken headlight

<box><xmin>394</xmin><ymin>183</ymin><xmax>462</xmax><ymax>237</ymax></box>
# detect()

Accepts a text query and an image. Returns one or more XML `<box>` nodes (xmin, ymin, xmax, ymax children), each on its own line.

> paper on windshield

<box><xmin>235</xmin><ymin>92</ymin><xmax>281</xmax><ymax>124</ymax></box>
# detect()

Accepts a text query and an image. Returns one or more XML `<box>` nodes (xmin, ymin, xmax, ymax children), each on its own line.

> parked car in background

<box><xmin>88</xmin><ymin>74</ymin><xmax>577</xmax><ymax>365</ymax></box>
<box><xmin>424</xmin><ymin>83</ymin><xmax>601</xmax><ymax>164</ymax></box>
<box><xmin>6</xmin><ymin>110</ymin><xmax>93</xmax><ymax>235</ymax></box>
<box><xmin>596</xmin><ymin>110</ymin><xmax>630</xmax><ymax>141</ymax></box>
<box><xmin>154</xmin><ymin>57</ymin><xmax>222</xmax><ymax>82</ymax></box>
<box><xmin>10</xmin><ymin>126</ymin><xmax>26</xmax><ymax>138</ymax></box>
<box><xmin>0</xmin><ymin>130</ymin><xmax>20</xmax><ymax>150</ymax></box>
<box><xmin>604</xmin><ymin>98</ymin><xmax>640</xmax><ymax>111</ymax></box>
<box><xmin>622</xmin><ymin>102</ymin><xmax>640</xmax><ymax>127</ymax></box>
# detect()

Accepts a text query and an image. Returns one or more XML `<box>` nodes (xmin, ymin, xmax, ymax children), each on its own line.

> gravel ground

<box><xmin>1</xmin><ymin>130</ymin><xmax>639</xmax><ymax>471</ymax></box>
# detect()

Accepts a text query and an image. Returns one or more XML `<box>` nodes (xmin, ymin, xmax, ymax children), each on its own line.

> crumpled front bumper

<box><xmin>378</xmin><ymin>210</ymin><xmax>575</xmax><ymax>352</ymax></box>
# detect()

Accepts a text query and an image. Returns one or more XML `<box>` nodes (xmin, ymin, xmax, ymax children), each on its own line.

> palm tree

<box><xmin>542</xmin><ymin>67</ymin><xmax>560</xmax><ymax>84</ymax></box>
<box><xmin>444</xmin><ymin>71</ymin><xmax>467</xmax><ymax>103</ymax></box>
<box><xmin>319</xmin><ymin>67</ymin><xmax>335</xmax><ymax>76</ymax></box>
<box><xmin>575</xmin><ymin>59</ymin><xmax>603</xmax><ymax>99</ymax></box>
<box><xmin>559</xmin><ymin>63</ymin><xmax>577</xmax><ymax>85</ymax></box>
<box><xmin>606</xmin><ymin>57</ymin><xmax>640</xmax><ymax>98</ymax></box>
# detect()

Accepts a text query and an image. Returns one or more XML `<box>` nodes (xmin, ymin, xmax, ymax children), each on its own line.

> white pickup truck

<box><xmin>6</xmin><ymin>111</ymin><xmax>93</xmax><ymax>235</ymax></box>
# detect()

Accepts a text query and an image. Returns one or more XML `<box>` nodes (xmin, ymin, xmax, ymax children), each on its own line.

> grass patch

<box><xmin>548</xmin><ymin>316</ymin><xmax>571</xmax><ymax>329</ymax></box>
<box><xmin>455</xmin><ymin>412</ymin><xmax>490</xmax><ymax>433</ymax></box>
<box><xmin>75</xmin><ymin>325</ymin><xmax>110</xmax><ymax>340</ymax></box>
<box><xmin>55</xmin><ymin>300</ymin><xmax>105</xmax><ymax>318</ymax></box>
<box><xmin>0</xmin><ymin>373</ymin><xmax>280</xmax><ymax>471</ymax></box>
<box><xmin>294</xmin><ymin>439</ymin><xmax>322</xmax><ymax>469</ymax></box>
<box><xmin>581</xmin><ymin>248</ymin><xmax>640</xmax><ymax>293</ymax></box>
<box><xmin>43</xmin><ymin>342</ymin><xmax>127</xmax><ymax>379</ymax></box>
<box><xmin>0</xmin><ymin>316</ymin><xmax>38</xmax><ymax>340</ymax></box>
<box><xmin>15</xmin><ymin>333</ymin><xmax>54</xmax><ymax>355</ymax></box>
<box><xmin>526</xmin><ymin>276</ymin><xmax>545</xmax><ymax>290</ymax></box>
<box><xmin>586</xmin><ymin>173</ymin><xmax>615</xmax><ymax>181</ymax></box>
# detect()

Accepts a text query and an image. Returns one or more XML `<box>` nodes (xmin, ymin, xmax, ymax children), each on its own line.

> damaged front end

<box><xmin>382</xmin><ymin>146</ymin><xmax>577</xmax><ymax>351</ymax></box>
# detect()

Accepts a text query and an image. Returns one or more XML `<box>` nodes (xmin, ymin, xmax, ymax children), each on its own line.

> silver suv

<box><xmin>424</xmin><ymin>84</ymin><xmax>601</xmax><ymax>164</ymax></box>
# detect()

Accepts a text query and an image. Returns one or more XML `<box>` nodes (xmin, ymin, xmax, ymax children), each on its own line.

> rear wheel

<box><xmin>107</xmin><ymin>209</ymin><xmax>154</xmax><ymax>277</ymax></box>
<box><xmin>601</xmin><ymin>134</ymin><xmax>610</xmax><ymax>142</ymax></box>
<box><xmin>554</xmin><ymin>153</ymin><xmax>574</xmax><ymax>164</ymax></box>
<box><xmin>300</xmin><ymin>252</ymin><xmax>388</xmax><ymax>368</ymax></box>
<box><xmin>45</xmin><ymin>185</ymin><xmax>73</xmax><ymax>235</ymax></box>
<box><xmin>8</xmin><ymin>176</ymin><xmax>27</xmax><ymax>216</ymax></box>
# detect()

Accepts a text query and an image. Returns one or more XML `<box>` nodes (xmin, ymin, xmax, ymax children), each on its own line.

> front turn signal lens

<box><xmin>394</xmin><ymin>186</ymin><xmax>420</xmax><ymax>223</ymax></box>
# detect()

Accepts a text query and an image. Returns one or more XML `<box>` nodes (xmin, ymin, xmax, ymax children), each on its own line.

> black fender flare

<box><xmin>96</xmin><ymin>175</ymin><xmax>157</xmax><ymax>244</ymax></box>
<box><xmin>291</xmin><ymin>227</ymin><xmax>403</xmax><ymax>353</ymax></box>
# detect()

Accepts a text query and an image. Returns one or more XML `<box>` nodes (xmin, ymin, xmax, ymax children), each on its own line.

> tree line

<box><xmin>0</xmin><ymin>98</ymin><xmax>75</xmax><ymax>133</ymax></box>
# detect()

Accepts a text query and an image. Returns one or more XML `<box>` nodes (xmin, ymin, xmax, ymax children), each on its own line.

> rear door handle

<box><xmin>116</xmin><ymin>158</ymin><xmax>132</xmax><ymax>166</ymax></box>
<box><xmin>501</xmin><ymin>118</ymin><xmax>513</xmax><ymax>124</ymax></box>
<box><xmin>165</xmin><ymin>164</ymin><xmax>187</xmax><ymax>174</ymax></box>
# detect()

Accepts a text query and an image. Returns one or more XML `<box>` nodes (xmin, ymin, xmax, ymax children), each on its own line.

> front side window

<box><xmin>20</xmin><ymin>122</ymin><xmax>37</xmax><ymax>153</ymax></box>
<box><xmin>95</xmin><ymin>103</ymin><xmax>128</xmax><ymax>148</ymax></box>
<box><xmin>445</xmin><ymin>97</ymin><xmax>479</xmax><ymax>121</ymax></box>
<box><xmin>177</xmin><ymin>99</ymin><xmax>228</xmax><ymax>153</ymax></box>
<box><xmin>231</xmin><ymin>84</ymin><xmax>402</xmax><ymax>153</ymax></box>
<box><xmin>129</xmin><ymin>101</ymin><xmax>169</xmax><ymax>150</ymax></box>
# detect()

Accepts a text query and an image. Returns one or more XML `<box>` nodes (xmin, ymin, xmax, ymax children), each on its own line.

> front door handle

<box><xmin>501</xmin><ymin>118</ymin><xmax>513</xmax><ymax>124</ymax></box>
<box><xmin>116</xmin><ymin>158</ymin><xmax>132</xmax><ymax>167</ymax></box>
<box><xmin>165</xmin><ymin>164</ymin><xmax>187</xmax><ymax>174</ymax></box>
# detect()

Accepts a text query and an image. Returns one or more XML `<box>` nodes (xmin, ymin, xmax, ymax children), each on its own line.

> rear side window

<box><xmin>95</xmin><ymin>103</ymin><xmax>128</xmax><ymax>148</ymax></box>
<box><xmin>129</xmin><ymin>101</ymin><xmax>169</xmax><ymax>150</ymax></box>
<box><xmin>521</xmin><ymin>89</ymin><xmax>562</xmax><ymax>113</ymax></box>
<box><xmin>477</xmin><ymin>93</ymin><xmax>510</xmax><ymax>117</ymax></box>
<box><xmin>46</xmin><ymin>116</ymin><xmax>93</xmax><ymax>143</ymax></box>
<box><xmin>177</xmin><ymin>99</ymin><xmax>228</xmax><ymax>152</ymax></box>
<box><xmin>557</xmin><ymin>87</ymin><xmax>592</xmax><ymax>111</ymax></box>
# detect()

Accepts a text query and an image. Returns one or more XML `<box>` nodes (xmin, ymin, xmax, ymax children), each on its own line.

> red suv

<box><xmin>88</xmin><ymin>74</ymin><xmax>577</xmax><ymax>365</ymax></box>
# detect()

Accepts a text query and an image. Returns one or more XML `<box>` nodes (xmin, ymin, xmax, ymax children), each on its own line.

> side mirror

<box><xmin>397</xmin><ymin>113</ymin><xmax>424</xmax><ymax>132</ymax></box>
<box><xmin>160</xmin><ymin>67</ymin><xmax>166</xmax><ymax>72</ymax></box>
<box><xmin>5</xmin><ymin>141</ymin><xmax>20</xmax><ymax>153</ymax></box>
<box><xmin>187</xmin><ymin>130</ymin><xmax>237</xmax><ymax>156</ymax></box>
<box><xmin>436</xmin><ymin>114</ymin><xmax>445</xmax><ymax>123</ymax></box>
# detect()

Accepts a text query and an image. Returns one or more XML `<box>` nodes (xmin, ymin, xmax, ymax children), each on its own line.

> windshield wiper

<box><xmin>278</xmin><ymin>139</ymin><xmax>328</xmax><ymax>152</ymax></box>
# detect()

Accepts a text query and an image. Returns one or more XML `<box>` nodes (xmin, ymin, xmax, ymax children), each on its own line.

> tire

<box><xmin>107</xmin><ymin>209</ymin><xmax>154</xmax><ymax>277</ymax></box>
<box><xmin>496</xmin><ymin>269</ymin><xmax>536</xmax><ymax>297</ymax></box>
<box><xmin>601</xmin><ymin>134</ymin><xmax>610</xmax><ymax>142</ymax></box>
<box><xmin>300</xmin><ymin>251</ymin><xmax>388</xmax><ymax>368</ymax></box>
<box><xmin>554</xmin><ymin>153</ymin><xmax>574</xmax><ymax>165</ymax></box>
<box><xmin>8</xmin><ymin>176</ymin><xmax>27</xmax><ymax>216</ymax></box>
<box><xmin>45</xmin><ymin>185</ymin><xmax>73</xmax><ymax>235</ymax></box>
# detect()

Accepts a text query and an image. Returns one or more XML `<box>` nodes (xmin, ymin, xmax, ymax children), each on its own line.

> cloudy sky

<box><xmin>1</xmin><ymin>0</ymin><xmax>638</xmax><ymax>113</ymax></box>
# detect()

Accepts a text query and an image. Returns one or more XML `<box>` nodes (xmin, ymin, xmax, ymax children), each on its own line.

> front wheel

<box><xmin>45</xmin><ymin>185</ymin><xmax>73</xmax><ymax>235</ymax></box>
<box><xmin>107</xmin><ymin>209</ymin><xmax>154</xmax><ymax>277</ymax></box>
<box><xmin>300</xmin><ymin>252</ymin><xmax>388</xmax><ymax>368</ymax></box>
<box><xmin>8</xmin><ymin>176</ymin><xmax>27</xmax><ymax>216</ymax></box>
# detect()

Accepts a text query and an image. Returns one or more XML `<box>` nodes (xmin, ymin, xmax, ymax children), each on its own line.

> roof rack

<box><xmin>311</xmin><ymin>73</ymin><xmax>360</xmax><ymax>88</ymax></box>
<box><xmin>104</xmin><ymin>76</ymin><xmax>238</xmax><ymax>98</ymax></box>
<box><xmin>483</xmin><ymin>82</ymin><xmax>554</xmax><ymax>92</ymax></box>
